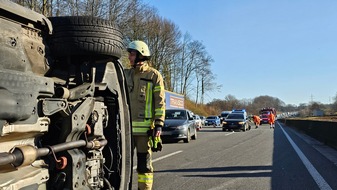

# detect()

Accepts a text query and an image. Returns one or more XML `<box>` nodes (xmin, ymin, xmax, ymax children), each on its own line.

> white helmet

<box><xmin>127</xmin><ymin>40</ymin><xmax>151</xmax><ymax>57</ymax></box>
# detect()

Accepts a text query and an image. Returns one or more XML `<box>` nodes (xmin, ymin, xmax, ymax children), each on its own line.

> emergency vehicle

<box><xmin>259</xmin><ymin>107</ymin><xmax>276</xmax><ymax>124</ymax></box>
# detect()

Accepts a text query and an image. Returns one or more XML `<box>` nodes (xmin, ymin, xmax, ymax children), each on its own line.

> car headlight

<box><xmin>175</xmin><ymin>125</ymin><xmax>187</xmax><ymax>130</ymax></box>
<box><xmin>238</xmin><ymin>122</ymin><xmax>245</xmax><ymax>125</ymax></box>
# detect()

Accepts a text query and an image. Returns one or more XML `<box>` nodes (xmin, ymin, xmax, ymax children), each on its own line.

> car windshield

<box><xmin>227</xmin><ymin>114</ymin><xmax>244</xmax><ymax>119</ymax></box>
<box><xmin>221</xmin><ymin>113</ymin><xmax>229</xmax><ymax>117</ymax></box>
<box><xmin>165</xmin><ymin>110</ymin><xmax>187</xmax><ymax>119</ymax></box>
<box><xmin>207</xmin><ymin>116</ymin><xmax>217</xmax><ymax>120</ymax></box>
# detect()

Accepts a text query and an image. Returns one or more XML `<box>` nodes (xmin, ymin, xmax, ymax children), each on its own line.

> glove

<box><xmin>148</xmin><ymin>126</ymin><xmax>163</xmax><ymax>152</ymax></box>
<box><xmin>151</xmin><ymin>136</ymin><xmax>162</xmax><ymax>152</ymax></box>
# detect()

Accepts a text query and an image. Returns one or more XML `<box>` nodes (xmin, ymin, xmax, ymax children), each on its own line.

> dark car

<box><xmin>162</xmin><ymin>109</ymin><xmax>197</xmax><ymax>143</ymax></box>
<box><xmin>222</xmin><ymin>112</ymin><xmax>251</xmax><ymax>132</ymax></box>
<box><xmin>220</xmin><ymin>111</ymin><xmax>232</xmax><ymax>123</ymax></box>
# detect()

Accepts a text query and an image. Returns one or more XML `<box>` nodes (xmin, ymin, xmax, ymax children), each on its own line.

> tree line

<box><xmin>12</xmin><ymin>0</ymin><xmax>218</xmax><ymax>104</ymax></box>
<box><xmin>204</xmin><ymin>94</ymin><xmax>337</xmax><ymax>117</ymax></box>
<box><xmin>11</xmin><ymin>0</ymin><xmax>337</xmax><ymax>116</ymax></box>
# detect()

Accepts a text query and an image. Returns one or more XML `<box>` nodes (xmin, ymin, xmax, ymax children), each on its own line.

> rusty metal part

<box><xmin>0</xmin><ymin>139</ymin><xmax>107</xmax><ymax>167</ymax></box>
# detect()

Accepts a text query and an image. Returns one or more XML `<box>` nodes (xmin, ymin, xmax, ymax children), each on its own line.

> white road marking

<box><xmin>285</xmin><ymin>125</ymin><xmax>337</xmax><ymax>166</ymax></box>
<box><xmin>225</xmin><ymin>131</ymin><xmax>235</xmax><ymax>136</ymax></box>
<box><xmin>280</xmin><ymin>124</ymin><xmax>332</xmax><ymax>190</ymax></box>
<box><xmin>133</xmin><ymin>150</ymin><xmax>183</xmax><ymax>170</ymax></box>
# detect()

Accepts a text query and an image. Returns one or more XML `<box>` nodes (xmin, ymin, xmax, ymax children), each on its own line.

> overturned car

<box><xmin>0</xmin><ymin>0</ymin><xmax>132</xmax><ymax>189</ymax></box>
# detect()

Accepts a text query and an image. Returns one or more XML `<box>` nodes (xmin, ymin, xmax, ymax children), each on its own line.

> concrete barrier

<box><xmin>278</xmin><ymin>118</ymin><xmax>337</xmax><ymax>150</ymax></box>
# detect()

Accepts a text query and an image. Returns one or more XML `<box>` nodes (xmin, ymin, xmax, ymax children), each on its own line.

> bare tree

<box><xmin>196</xmin><ymin>54</ymin><xmax>214</xmax><ymax>104</ymax></box>
<box><xmin>10</xmin><ymin>0</ymin><xmax>221</xmax><ymax>104</ymax></box>
<box><xmin>178</xmin><ymin>33</ymin><xmax>191</xmax><ymax>95</ymax></box>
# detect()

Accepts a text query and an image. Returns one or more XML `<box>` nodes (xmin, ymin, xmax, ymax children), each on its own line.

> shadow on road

<box><xmin>271</xmin><ymin>122</ymin><xmax>318</xmax><ymax>190</ymax></box>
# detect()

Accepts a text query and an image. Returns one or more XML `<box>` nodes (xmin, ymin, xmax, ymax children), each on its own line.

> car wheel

<box><xmin>47</xmin><ymin>16</ymin><xmax>123</xmax><ymax>61</ymax></box>
<box><xmin>102</xmin><ymin>61</ymin><xmax>133</xmax><ymax>190</ymax></box>
<box><xmin>191</xmin><ymin>128</ymin><xmax>197</xmax><ymax>140</ymax></box>
<box><xmin>242</xmin><ymin>124</ymin><xmax>246</xmax><ymax>132</ymax></box>
<box><xmin>183</xmin><ymin>129</ymin><xmax>191</xmax><ymax>143</ymax></box>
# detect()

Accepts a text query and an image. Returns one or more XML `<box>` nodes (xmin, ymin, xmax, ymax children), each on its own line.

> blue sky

<box><xmin>144</xmin><ymin>0</ymin><xmax>337</xmax><ymax>106</ymax></box>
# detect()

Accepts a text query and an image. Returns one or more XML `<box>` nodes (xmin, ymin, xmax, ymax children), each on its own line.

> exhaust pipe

<box><xmin>0</xmin><ymin>139</ymin><xmax>107</xmax><ymax>167</ymax></box>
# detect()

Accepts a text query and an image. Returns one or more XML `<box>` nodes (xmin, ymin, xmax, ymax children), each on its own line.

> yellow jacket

<box><xmin>124</xmin><ymin>62</ymin><xmax>165</xmax><ymax>135</ymax></box>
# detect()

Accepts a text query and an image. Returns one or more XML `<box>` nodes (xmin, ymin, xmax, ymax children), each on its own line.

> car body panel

<box><xmin>162</xmin><ymin>108</ymin><xmax>197</xmax><ymax>142</ymax></box>
<box><xmin>193</xmin><ymin>114</ymin><xmax>202</xmax><ymax>130</ymax></box>
<box><xmin>200</xmin><ymin>116</ymin><xmax>206</xmax><ymax>126</ymax></box>
<box><xmin>220</xmin><ymin>111</ymin><xmax>232</xmax><ymax>123</ymax></box>
<box><xmin>205</xmin><ymin>115</ymin><xmax>221</xmax><ymax>127</ymax></box>
<box><xmin>222</xmin><ymin>113</ymin><xmax>249</xmax><ymax>131</ymax></box>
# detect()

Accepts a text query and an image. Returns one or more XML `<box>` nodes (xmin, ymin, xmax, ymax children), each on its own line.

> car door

<box><xmin>187</xmin><ymin>111</ymin><xmax>196</xmax><ymax>135</ymax></box>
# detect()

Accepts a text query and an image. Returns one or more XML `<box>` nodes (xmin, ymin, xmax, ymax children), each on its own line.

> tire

<box><xmin>242</xmin><ymin>124</ymin><xmax>247</xmax><ymax>132</ymax></box>
<box><xmin>183</xmin><ymin>129</ymin><xmax>191</xmax><ymax>143</ymax></box>
<box><xmin>102</xmin><ymin>61</ymin><xmax>132</xmax><ymax>190</ymax></box>
<box><xmin>191</xmin><ymin>128</ymin><xmax>197</xmax><ymax>140</ymax></box>
<box><xmin>48</xmin><ymin>16</ymin><xmax>124</xmax><ymax>60</ymax></box>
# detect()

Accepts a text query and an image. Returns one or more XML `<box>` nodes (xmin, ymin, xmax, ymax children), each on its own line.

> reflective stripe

<box><xmin>138</xmin><ymin>173</ymin><xmax>153</xmax><ymax>183</ymax></box>
<box><xmin>132</xmin><ymin>120</ymin><xmax>151</xmax><ymax>134</ymax></box>
<box><xmin>155</xmin><ymin>108</ymin><xmax>165</xmax><ymax>116</ymax></box>
<box><xmin>145</xmin><ymin>82</ymin><xmax>153</xmax><ymax>118</ymax></box>
<box><xmin>154</xmin><ymin>85</ymin><xmax>163</xmax><ymax>92</ymax></box>
<box><xmin>132</xmin><ymin>127</ymin><xmax>149</xmax><ymax>133</ymax></box>
<box><xmin>132</xmin><ymin>120</ymin><xmax>152</xmax><ymax>126</ymax></box>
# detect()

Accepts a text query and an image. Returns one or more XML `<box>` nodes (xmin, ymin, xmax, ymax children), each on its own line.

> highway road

<box><xmin>131</xmin><ymin>121</ymin><xmax>337</xmax><ymax>190</ymax></box>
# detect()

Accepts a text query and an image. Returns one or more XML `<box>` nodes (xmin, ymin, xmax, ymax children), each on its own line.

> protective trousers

<box><xmin>134</xmin><ymin>135</ymin><xmax>153</xmax><ymax>190</ymax></box>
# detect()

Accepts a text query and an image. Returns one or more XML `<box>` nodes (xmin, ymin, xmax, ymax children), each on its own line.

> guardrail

<box><xmin>278</xmin><ymin>118</ymin><xmax>337</xmax><ymax>150</ymax></box>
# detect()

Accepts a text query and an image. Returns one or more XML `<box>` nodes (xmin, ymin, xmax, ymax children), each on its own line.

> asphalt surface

<box><xmin>131</xmin><ymin>121</ymin><xmax>337</xmax><ymax>190</ymax></box>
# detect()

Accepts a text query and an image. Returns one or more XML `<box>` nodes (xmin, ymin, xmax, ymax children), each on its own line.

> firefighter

<box><xmin>252</xmin><ymin>115</ymin><xmax>261</xmax><ymax>129</ymax></box>
<box><xmin>124</xmin><ymin>40</ymin><xmax>165</xmax><ymax>190</ymax></box>
<box><xmin>268</xmin><ymin>112</ymin><xmax>275</xmax><ymax>129</ymax></box>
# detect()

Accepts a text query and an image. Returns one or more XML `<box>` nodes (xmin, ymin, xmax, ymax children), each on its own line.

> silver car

<box><xmin>193</xmin><ymin>114</ymin><xmax>202</xmax><ymax>130</ymax></box>
<box><xmin>162</xmin><ymin>109</ymin><xmax>197</xmax><ymax>143</ymax></box>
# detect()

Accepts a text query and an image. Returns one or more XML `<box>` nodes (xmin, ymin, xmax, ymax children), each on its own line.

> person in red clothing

<box><xmin>252</xmin><ymin>115</ymin><xmax>261</xmax><ymax>129</ymax></box>
<box><xmin>268</xmin><ymin>112</ymin><xmax>275</xmax><ymax>129</ymax></box>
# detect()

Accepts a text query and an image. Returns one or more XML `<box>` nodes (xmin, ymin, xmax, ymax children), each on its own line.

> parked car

<box><xmin>162</xmin><ymin>109</ymin><xmax>197</xmax><ymax>143</ymax></box>
<box><xmin>222</xmin><ymin>112</ymin><xmax>251</xmax><ymax>132</ymax></box>
<box><xmin>205</xmin><ymin>115</ymin><xmax>221</xmax><ymax>127</ymax></box>
<box><xmin>200</xmin><ymin>116</ymin><xmax>206</xmax><ymax>126</ymax></box>
<box><xmin>193</xmin><ymin>114</ymin><xmax>202</xmax><ymax>130</ymax></box>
